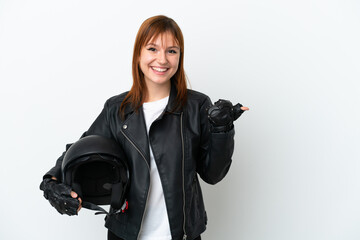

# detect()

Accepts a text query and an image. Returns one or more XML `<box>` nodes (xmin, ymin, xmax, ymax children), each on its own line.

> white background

<box><xmin>1</xmin><ymin>0</ymin><xmax>359</xmax><ymax>239</ymax></box>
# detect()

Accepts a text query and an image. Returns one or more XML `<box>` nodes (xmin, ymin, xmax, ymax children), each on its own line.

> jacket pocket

<box><xmin>188</xmin><ymin>175</ymin><xmax>202</xmax><ymax>223</ymax></box>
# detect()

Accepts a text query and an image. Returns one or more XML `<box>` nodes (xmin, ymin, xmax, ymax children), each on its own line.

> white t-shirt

<box><xmin>138</xmin><ymin>96</ymin><xmax>172</xmax><ymax>240</ymax></box>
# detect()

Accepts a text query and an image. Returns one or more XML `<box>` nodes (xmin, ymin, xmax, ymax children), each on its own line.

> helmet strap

<box><xmin>82</xmin><ymin>201</ymin><xmax>109</xmax><ymax>215</ymax></box>
<box><xmin>111</xmin><ymin>182</ymin><xmax>124</xmax><ymax>210</ymax></box>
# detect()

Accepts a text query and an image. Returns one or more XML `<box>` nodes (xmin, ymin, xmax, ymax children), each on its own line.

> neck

<box><xmin>144</xmin><ymin>81</ymin><xmax>171</xmax><ymax>102</ymax></box>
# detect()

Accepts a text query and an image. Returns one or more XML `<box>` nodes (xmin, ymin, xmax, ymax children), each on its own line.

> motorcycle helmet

<box><xmin>62</xmin><ymin>135</ymin><xmax>129</xmax><ymax>214</ymax></box>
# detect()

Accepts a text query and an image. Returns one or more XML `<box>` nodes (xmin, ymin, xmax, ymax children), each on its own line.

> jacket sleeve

<box><xmin>43</xmin><ymin>100</ymin><xmax>114</xmax><ymax>181</ymax></box>
<box><xmin>196</xmin><ymin>96</ymin><xmax>235</xmax><ymax>185</ymax></box>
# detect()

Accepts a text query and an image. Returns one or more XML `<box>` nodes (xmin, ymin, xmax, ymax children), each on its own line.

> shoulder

<box><xmin>104</xmin><ymin>91</ymin><xmax>129</xmax><ymax>107</ymax></box>
<box><xmin>187</xmin><ymin>89</ymin><xmax>212</xmax><ymax>107</ymax></box>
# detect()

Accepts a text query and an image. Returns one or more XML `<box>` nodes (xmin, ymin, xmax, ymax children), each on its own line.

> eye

<box><xmin>168</xmin><ymin>49</ymin><xmax>177</xmax><ymax>54</ymax></box>
<box><xmin>147</xmin><ymin>47</ymin><xmax>156</xmax><ymax>52</ymax></box>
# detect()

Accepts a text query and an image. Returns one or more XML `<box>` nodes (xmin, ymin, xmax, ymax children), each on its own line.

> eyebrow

<box><xmin>146</xmin><ymin>43</ymin><xmax>180</xmax><ymax>49</ymax></box>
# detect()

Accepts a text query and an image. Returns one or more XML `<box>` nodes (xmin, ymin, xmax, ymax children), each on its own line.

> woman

<box><xmin>40</xmin><ymin>15</ymin><xmax>249</xmax><ymax>240</ymax></box>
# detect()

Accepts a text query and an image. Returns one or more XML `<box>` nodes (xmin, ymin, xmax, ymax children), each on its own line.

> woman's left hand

<box><xmin>207</xmin><ymin>99</ymin><xmax>249</xmax><ymax>133</ymax></box>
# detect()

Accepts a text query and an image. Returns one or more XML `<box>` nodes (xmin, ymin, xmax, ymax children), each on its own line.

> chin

<box><xmin>153</xmin><ymin>80</ymin><xmax>171</xmax><ymax>85</ymax></box>
<box><xmin>150</xmin><ymin>76</ymin><xmax>171</xmax><ymax>85</ymax></box>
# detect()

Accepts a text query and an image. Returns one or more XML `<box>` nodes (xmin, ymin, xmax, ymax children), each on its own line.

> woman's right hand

<box><xmin>52</xmin><ymin>177</ymin><xmax>82</xmax><ymax>213</ymax></box>
<box><xmin>39</xmin><ymin>177</ymin><xmax>82</xmax><ymax>216</ymax></box>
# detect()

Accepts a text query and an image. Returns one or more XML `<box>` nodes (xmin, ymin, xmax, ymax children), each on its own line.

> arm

<box><xmin>40</xmin><ymin>100</ymin><xmax>114</xmax><ymax>214</ymax></box>
<box><xmin>197</xmin><ymin>97</ymin><xmax>248</xmax><ymax>184</ymax></box>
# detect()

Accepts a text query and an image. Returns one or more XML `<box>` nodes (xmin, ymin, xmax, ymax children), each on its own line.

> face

<box><xmin>139</xmin><ymin>32</ymin><xmax>180</xmax><ymax>89</ymax></box>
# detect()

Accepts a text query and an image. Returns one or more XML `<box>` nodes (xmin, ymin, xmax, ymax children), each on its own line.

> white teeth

<box><xmin>152</xmin><ymin>67</ymin><xmax>167</xmax><ymax>72</ymax></box>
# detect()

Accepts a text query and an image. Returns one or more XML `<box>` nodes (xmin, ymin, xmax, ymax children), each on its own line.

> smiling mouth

<box><xmin>151</xmin><ymin>67</ymin><xmax>169</xmax><ymax>73</ymax></box>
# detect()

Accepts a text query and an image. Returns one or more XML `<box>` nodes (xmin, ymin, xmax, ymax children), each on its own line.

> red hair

<box><xmin>120</xmin><ymin>15</ymin><xmax>187</xmax><ymax>115</ymax></box>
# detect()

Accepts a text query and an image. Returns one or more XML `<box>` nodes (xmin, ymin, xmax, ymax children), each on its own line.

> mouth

<box><xmin>151</xmin><ymin>66</ymin><xmax>169</xmax><ymax>73</ymax></box>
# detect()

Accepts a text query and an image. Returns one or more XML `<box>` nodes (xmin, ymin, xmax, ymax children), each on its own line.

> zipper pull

<box><xmin>183</xmin><ymin>234</ymin><xmax>187</xmax><ymax>240</ymax></box>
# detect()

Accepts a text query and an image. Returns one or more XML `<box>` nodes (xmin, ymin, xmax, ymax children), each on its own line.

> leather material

<box><xmin>207</xmin><ymin>99</ymin><xmax>244</xmax><ymax>133</ymax></box>
<box><xmin>39</xmin><ymin>178</ymin><xmax>79</xmax><ymax>216</ymax></box>
<box><xmin>43</xmin><ymin>82</ymin><xmax>235</xmax><ymax>240</ymax></box>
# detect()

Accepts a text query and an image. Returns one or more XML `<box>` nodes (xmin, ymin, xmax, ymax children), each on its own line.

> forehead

<box><xmin>145</xmin><ymin>32</ymin><xmax>179</xmax><ymax>47</ymax></box>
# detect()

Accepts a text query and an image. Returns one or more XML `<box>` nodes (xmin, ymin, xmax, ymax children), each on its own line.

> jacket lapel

<box><xmin>121</xmin><ymin>107</ymin><xmax>150</xmax><ymax>165</ymax></box>
<box><xmin>119</xmin><ymin>80</ymin><xmax>182</xmax><ymax>166</ymax></box>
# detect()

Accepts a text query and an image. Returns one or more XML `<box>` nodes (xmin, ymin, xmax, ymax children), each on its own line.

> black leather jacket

<box><xmin>44</xmin><ymin>84</ymin><xmax>235</xmax><ymax>240</ymax></box>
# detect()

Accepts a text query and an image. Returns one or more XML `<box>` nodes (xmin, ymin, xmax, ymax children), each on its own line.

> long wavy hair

<box><xmin>120</xmin><ymin>15</ymin><xmax>187</xmax><ymax>115</ymax></box>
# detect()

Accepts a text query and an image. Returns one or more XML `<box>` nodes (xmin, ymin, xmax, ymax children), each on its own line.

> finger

<box><xmin>65</xmin><ymin>198</ymin><xmax>81</xmax><ymax>215</ymax></box>
<box><xmin>71</xmin><ymin>191</ymin><xmax>78</xmax><ymax>198</ymax></box>
<box><xmin>77</xmin><ymin>197</ymin><xmax>82</xmax><ymax>213</ymax></box>
<box><xmin>240</xmin><ymin>107</ymin><xmax>249</xmax><ymax>111</ymax></box>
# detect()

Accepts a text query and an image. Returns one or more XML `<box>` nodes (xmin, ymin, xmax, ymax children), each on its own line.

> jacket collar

<box><xmin>123</xmin><ymin>80</ymin><xmax>182</xmax><ymax>116</ymax></box>
<box><xmin>165</xmin><ymin>81</ymin><xmax>182</xmax><ymax>114</ymax></box>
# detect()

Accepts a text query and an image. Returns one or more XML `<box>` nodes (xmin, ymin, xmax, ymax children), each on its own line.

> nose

<box><xmin>157</xmin><ymin>50</ymin><xmax>168</xmax><ymax>65</ymax></box>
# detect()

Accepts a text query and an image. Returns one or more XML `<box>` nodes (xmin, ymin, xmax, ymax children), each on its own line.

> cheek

<box><xmin>139</xmin><ymin>57</ymin><xmax>151</xmax><ymax>72</ymax></box>
<box><xmin>170</xmin><ymin>54</ymin><xmax>180</xmax><ymax>67</ymax></box>
<box><xmin>139</xmin><ymin>51</ymin><xmax>153</xmax><ymax>67</ymax></box>
<box><xmin>172</xmin><ymin>57</ymin><xmax>180</xmax><ymax>71</ymax></box>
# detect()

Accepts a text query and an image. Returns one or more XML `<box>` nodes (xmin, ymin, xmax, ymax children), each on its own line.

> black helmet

<box><xmin>62</xmin><ymin>135</ymin><xmax>129</xmax><ymax>214</ymax></box>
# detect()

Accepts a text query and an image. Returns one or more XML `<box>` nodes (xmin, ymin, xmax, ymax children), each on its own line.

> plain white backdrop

<box><xmin>1</xmin><ymin>0</ymin><xmax>359</xmax><ymax>239</ymax></box>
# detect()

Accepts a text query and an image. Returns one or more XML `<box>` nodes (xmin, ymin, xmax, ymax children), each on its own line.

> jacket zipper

<box><xmin>180</xmin><ymin>112</ymin><xmax>187</xmax><ymax>240</ymax></box>
<box><xmin>120</xmin><ymin>128</ymin><xmax>150</xmax><ymax>240</ymax></box>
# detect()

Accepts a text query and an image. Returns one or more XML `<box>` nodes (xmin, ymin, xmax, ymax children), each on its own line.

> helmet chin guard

<box><xmin>62</xmin><ymin>135</ymin><xmax>130</xmax><ymax>215</ymax></box>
